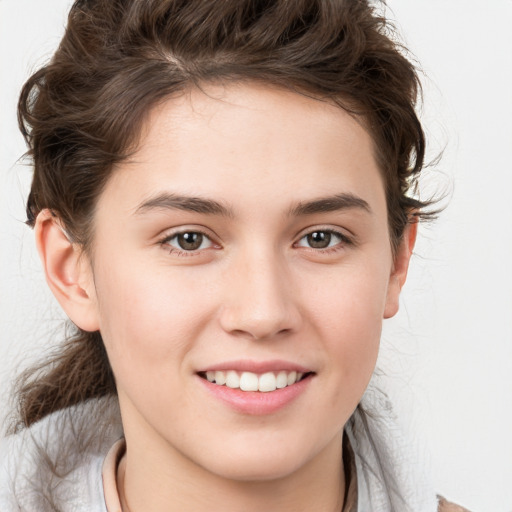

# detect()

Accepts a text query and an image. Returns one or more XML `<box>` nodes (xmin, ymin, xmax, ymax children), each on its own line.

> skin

<box><xmin>36</xmin><ymin>83</ymin><xmax>416</xmax><ymax>512</ymax></box>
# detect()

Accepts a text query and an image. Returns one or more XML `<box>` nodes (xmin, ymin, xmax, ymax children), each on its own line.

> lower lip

<box><xmin>198</xmin><ymin>375</ymin><xmax>313</xmax><ymax>415</ymax></box>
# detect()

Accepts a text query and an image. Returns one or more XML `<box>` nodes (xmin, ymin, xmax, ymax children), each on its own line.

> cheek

<box><xmin>92</xmin><ymin>258</ymin><xmax>213</xmax><ymax>378</ymax></box>
<box><xmin>93</xmin><ymin>265</ymin><xmax>215</xmax><ymax>432</ymax></box>
<box><xmin>306</xmin><ymin>260</ymin><xmax>390</xmax><ymax>385</ymax></box>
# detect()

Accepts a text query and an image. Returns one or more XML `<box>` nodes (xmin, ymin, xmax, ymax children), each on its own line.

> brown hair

<box><xmin>14</xmin><ymin>0</ymin><xmax>434</xmax><ymax>430</ymax></box>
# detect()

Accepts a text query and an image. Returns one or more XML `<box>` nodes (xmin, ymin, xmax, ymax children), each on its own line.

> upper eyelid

<box><xmin>158</xmin><ymin>226</ymin><xmax>217</xmax><ymax>242</ymax></box>
<box><xmin>294</xmin><ymin>226</ymin><xmax>353</xmax><ymax>242</ymax></box>
<box><xmin>295</xmin><ymin>230</ymin><xmax>348</xmax><ymax>247</ymax></box>
<box><xmin>162</xmin><ymin>231</ymin><xmax>212</xmax><ymax>244</ymax></box>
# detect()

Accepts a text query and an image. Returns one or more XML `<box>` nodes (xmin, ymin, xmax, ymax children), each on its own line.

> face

<box><xmin>80</xmin><ymin>83</ymin><xmax>409</xmax><ymax>482</ymax></box>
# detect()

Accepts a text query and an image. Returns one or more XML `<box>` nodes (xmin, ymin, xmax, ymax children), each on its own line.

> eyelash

<box><xmin>159</xmin><ymin>229</ymin><xmax>217</xmax><ymax>257</ymax></box>
<box><xmin>294</xmin><ymin>228</ymin><xmax>353</xmax><ymax>254</ymax></box>
<box><xmin>158</xmin><ymin>227</ymin><xmax>353</xmax><ymax>257</ymax></box>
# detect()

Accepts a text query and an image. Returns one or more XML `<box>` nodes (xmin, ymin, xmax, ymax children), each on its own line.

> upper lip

<box><xmin>197</xmin><ymin>359</ymin><xmax>313</xmax><ymax>374</ymax></box>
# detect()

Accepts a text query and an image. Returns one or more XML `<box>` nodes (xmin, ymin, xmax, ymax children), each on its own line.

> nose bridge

<box><xmin>219</xmin><ymin>246</ymin><xmax>300</xmax><ymax>339</ymax></box>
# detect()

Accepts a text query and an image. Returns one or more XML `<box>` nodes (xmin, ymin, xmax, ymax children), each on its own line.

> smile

<box><xmin>201</xmin><ymin>370</ymin><xmax>306</xmax><ymax>392</ymax></box>
<box><xmin>197</xmin><ymin>364</ymin><xmax>314</xmax><ymax>414</ymax></box>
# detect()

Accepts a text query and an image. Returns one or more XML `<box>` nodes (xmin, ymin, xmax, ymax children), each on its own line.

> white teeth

<box><xmin>204</xmin><ymin>370</ymin><xmax>307</xmax><ymax>392</ymax></box>
<box><xmin>258</xmin><ymin>372</ymin><xmax>277</xmax><ymax>392</ymax></box>
<box><xmin>287</xmin><ymin>371</ymin><xmax>297</xmax><ymax>385</ymax></box>
<box><xmin>240</xmin><ymin>372</ymin><xmax>259</xmax><ymax>391</ymax></box>
<box><xmin>215</xmin><ymin>370</ymin><xmax>226</xmax><ymax>385</ymax></box>
<box><xmin>225</xmin><ymin>370</ymin><xmax>240</xmax><ymax>388</ymax></box>
<box><xmin>276</xmin><ymin>371</ymin><xmax>288</xmax><ymax>389</ymax></box>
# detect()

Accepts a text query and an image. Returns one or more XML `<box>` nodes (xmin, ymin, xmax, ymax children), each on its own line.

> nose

<box><xmin>219</xmin><ymin>251</ymin><xmax>302</xmax><ymax>340</ymax></box>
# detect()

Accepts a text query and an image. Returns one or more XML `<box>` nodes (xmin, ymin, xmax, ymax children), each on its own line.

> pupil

<box><xmin>308</xmin><ymin>231</ymin><xmax>331</xmax><ymax>249</ymax></box>
<box><xmin>178</xmin><ymin>232</ymin><xmax>202</xmax><ymax>250</ymax></box>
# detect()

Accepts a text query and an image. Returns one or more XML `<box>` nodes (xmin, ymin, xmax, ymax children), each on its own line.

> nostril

<box><xmin>217</xmin><ymin>277</ymin><xmax>302</xmax><ymax>340</ymax></box>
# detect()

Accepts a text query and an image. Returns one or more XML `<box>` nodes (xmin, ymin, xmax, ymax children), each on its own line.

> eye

<box><xmin>163</xmin><ymin>231</ymin><xmax>214</xmax><ymax>252</ymax></box>
<box><xmin>296</xmin><ymin>230</ymin><xmax>347</xmax><ymax>250</ymax></box>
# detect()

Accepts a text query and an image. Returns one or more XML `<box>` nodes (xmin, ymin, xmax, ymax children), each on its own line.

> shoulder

<box><xmin>0</xmin><ymin>397</ymin><xmax>122</xmax><ymax>512</ymax></box>
<box><xmin>438</xmin><ymin>495</ymin><xmax>472</xmax><ymax>512</ymax></box>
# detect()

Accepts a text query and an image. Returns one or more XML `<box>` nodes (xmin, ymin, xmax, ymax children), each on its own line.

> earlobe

<box><xmin>383</xmin><ymin>220</ymin><xmax>418</xmax><ymax>319</ymax></box>
<box><xmin>35</xmin><ymin>209</ymin><xmax>100</xmax><ymax>332</ymax></box>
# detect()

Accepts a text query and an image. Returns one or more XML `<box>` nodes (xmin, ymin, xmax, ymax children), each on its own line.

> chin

<box><xmin>208</xmin><ymin>456</ymin><xmax>306</xmax><ymax>483</ymax></box>
<box><xmin>193</xmin><ymin>436</ymin><xmax>321</xmax><ymax>483</ymax></box>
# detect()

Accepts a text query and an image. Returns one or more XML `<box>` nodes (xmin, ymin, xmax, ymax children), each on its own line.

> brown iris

<box><xmin>177</xmin><ymin>232</ymin><xmax>204</xmax><ymax>250</ymax></box>
<box><xmin>306</xmin><ymin>231</ymin><xmax>332</xmax><ymax>249</ymax></box>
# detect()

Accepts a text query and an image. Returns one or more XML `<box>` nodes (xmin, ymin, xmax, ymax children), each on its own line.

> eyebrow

<box><xmin>289</xmin><ymin>193</ymin><xmax>371</xmax><ymax>216</ymax></box>
<box><xmin>135</xmin><ymin>193</ymin><xmax>234</xmax><ymax>217</ymax></box>
<box><xmin>134</xmin><ymin>192</ymin><xmax>371</xmax><ymax>218</ymax></box>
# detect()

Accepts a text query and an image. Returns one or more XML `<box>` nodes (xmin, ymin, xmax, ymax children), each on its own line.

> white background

<box><xmin>1</xmin><ymin>1</ymin><xmax>511</xmax><ymax>510</ymax></box>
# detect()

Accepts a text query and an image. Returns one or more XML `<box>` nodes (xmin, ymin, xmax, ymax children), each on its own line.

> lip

<box><xmin>197</xmin><ymin>359</ymin><xmax>312</xmax><ymax>374</ymax></box>
<box><xmin>196</xmin><ymin>361</ymin><xmax>314</xmax><ymax>415</ymax></box>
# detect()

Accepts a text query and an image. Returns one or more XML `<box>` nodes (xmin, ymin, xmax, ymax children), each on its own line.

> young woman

<box><xmin>0</xmin><ymin>0</ymin><xmax>468</xmax><ymax>511</ymax></box>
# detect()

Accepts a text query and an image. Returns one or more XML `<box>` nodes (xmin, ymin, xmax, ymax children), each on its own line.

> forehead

<box><xmin>101</xmin><ymin>82</ymin><xmax>386</xmax><ymax>219</ymax></box>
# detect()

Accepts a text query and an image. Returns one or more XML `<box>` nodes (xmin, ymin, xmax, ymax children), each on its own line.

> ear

<box><xmin>35</xmin><ymin>209</ymin><xmax>100</xmax><ymax>332</ymax></box>
<box><xmin>383</xmin><ymin>220</ymin><xmax>418</xmax><ymax>319</ymax></box>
